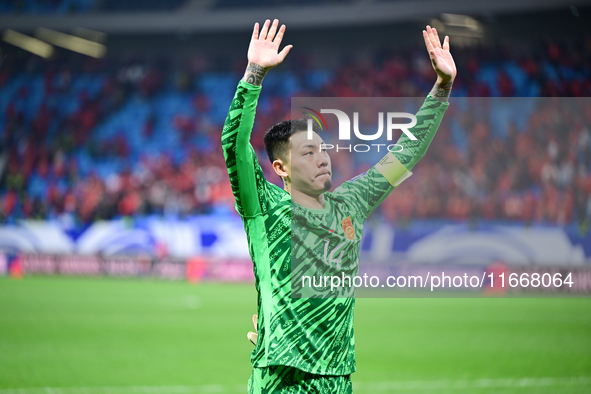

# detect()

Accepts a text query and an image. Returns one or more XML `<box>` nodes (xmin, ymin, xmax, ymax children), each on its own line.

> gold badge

<box><xmin>341</xmin><ymin>216</ymin><xmax>355</xmax><ymax>240</ymax></box>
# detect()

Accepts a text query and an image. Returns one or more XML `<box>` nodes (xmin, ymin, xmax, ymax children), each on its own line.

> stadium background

<box><xmin>1</xmin><ymin>0</ymin><xmax>591</xmax><ymax>393</ymax></box>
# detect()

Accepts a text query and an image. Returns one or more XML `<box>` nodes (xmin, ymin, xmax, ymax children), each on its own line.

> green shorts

<box><xmin>247</xmin><ymin>365</ymin><xmax>352</xmax><ymax>394</ymax></box>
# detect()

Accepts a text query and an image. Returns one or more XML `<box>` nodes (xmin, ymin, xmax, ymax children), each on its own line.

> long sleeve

<box><xmin>221</xmin><ymin>80</ymin><xmax>274</xmax><ymax>218</ymax></box>
<box><xmin>333</xmin><ymin>94</ymin><xmax>449</xmax><ymax>219</ymax></box>
<box><xmin>390</xmin><ymin>93</ymin><xmax>449</xmax><ymax>171</ymax></box>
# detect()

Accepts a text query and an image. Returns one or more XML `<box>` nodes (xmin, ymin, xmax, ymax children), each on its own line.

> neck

<box><xmin>290</xmin><ymin>187</ymin><xmax>326</xmax><ymax>210</ymax></box>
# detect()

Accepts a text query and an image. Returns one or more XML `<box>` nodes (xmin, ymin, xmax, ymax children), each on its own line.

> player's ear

<box><xmin>273</xmin><ymin>158</ymin><xmax>289</xmax><ymax>178</ymax></box>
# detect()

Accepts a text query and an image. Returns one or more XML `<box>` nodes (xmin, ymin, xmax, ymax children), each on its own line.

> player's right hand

<box><xmin>247</xmin><ymin>314</ymin><xmax>258</xmax><ymax>346</ymax></box>
<box><xmin>247</xmin><ymin>19</ymin><xmax>293</xmax><ymax>70</ymax></box>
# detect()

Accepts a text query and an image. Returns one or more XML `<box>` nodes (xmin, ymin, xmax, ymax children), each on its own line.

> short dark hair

<box><xmin>263</xmin><ymin>117</ymin><xmax>321</xmax><ymax>164</ymax></box>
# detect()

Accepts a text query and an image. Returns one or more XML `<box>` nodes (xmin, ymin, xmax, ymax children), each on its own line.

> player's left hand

<box><xmin>423</xmin><ymin>25</ymin><xmax>457</xmax><ymax>84</ymax></box>
<box><xmin>247</xmin><ymin>19</ymin><xmax>292</xmax><ymax>70</ymax></box>
<box><xmin>247</xmin><ymin>314</ymin><xmax>258</xmax><ymax>346</ymax></box>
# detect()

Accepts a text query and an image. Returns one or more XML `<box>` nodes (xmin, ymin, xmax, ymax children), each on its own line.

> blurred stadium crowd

<box><xmin>1</xmin><ymin>34</ymin><xmax>590</xmax><ymax>230</ymax></box>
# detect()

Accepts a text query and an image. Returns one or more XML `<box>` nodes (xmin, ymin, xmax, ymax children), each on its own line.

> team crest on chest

<box><xmin>341</xmin><ymin>216</ymin><xmax>355</xmax><ymax>240</ymax></box>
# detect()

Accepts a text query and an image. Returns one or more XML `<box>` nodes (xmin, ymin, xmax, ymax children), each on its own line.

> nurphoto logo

<box><xmin>303</xmin><ymin>106</ymin><xmax>417</xmax><ymax>153</ymax></box>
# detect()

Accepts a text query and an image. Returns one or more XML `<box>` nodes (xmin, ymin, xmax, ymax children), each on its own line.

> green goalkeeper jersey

<box><xmin>222</xmin><ymin>79</ymin><xmax>449</xmax><ymax>375</ymax></box>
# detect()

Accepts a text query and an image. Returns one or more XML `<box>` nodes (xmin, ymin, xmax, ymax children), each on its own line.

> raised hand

<box><xmin>423</xmin><ymin>25</ymin><xmax>457</xmax><ymax>86</ymax></box>
<box><xmin>243</xmin><ymin>19</ymin><xmax>293</xmax><ymax>86</ymax></box>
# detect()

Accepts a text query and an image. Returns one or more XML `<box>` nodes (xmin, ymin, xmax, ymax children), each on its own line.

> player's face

<box><xmin>287</xmin><ymin>131</ymin><xmax>332</xmax><ymax>195</ymax></box>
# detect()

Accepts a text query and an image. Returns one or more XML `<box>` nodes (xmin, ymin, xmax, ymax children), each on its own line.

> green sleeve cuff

<box><xmin>239</xmin><ymin>79</ymin><xmax>263</xmax><ymax>92</ymax></box>
<box><xmin>426</xmin><ymin>93</ymin><xmax>451</xmax><ymax>107</ymax></box>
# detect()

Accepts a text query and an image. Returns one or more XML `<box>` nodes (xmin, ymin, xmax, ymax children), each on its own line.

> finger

<box><xmin>247</xmin><ymin>331</ymin><xmax>258</xmax><ymax>346</ymax></box>
<box><xmin>267</xmin><ymin>19</ymin><xmax>279</xmax><ymax>41</ymax></box>
<box><xmin>432</xmin><ymin>27</ymin><xmax>442</xmax><ymax>48</ymax></box>
<box><xmin>252</xmin><ymin>314</ymin><xmax>258</xmax><ymax>333</ymax></box>
<box><xmin>259</xmin><ymin>19</ymin><xmax>270</xmax><ymax>40</ymax></box>
<box><xmin>423</xmin><ymin>30</ymin><xmax>434</xmax><ymax>57</ymax></box>
<box><xmin>427</xmin><ymin>26</ymin><xmax>439</xmax><ymax>50</ymax></box>
<box><xmin>252</xmin><ymin>22</ymin><xmax>259</xmax><ymax>41</ymax></box>
<box><xmin>278</xmin><ymin>45</ymin><xmax>293</xmax><ymax>61</ymax></box>
<box><xmin>273</xmin><ymin>24</ymin><xmax>286</xmax><ymax>46</ymax></box>
<box><xmin>443</xmin><ymin>35</ymin><xmax>450</xmax><ymax>51</ymax></box>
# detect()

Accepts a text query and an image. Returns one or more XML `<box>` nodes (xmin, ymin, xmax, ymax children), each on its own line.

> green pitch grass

<box><xmin>0</xmin><ymin>276</ymin><xmax>590</xmax><ymax>393</ymax></box>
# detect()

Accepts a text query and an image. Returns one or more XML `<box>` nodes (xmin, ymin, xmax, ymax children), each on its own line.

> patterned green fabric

<box><xmin>291</xmin><ymin>167</ymin><xmax>394</xmax><ymax>299</ymax></box>
<box><xmin>248</xmin><ymin>365</ymin><xmax>353</xmax><ymax>394</ymax></box>
<box><xmin>391</xmin><ymin>95</ymin><xmax>450</xmax><ymax>171</ymax></box>
<box><xmin>221</xmin><ymin>80</ymin><xmax>448</xmax><ymax>377</ymax></box>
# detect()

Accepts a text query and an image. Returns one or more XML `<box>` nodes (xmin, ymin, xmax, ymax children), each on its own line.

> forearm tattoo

<box><xmin>429</xmin><ymin>81</ymin><xmax>453</xmax><ymax>102</ymax></box>
<box><xmin>243</xmin><ymin>62</ymin><xmax>268</xmax><ymax>86</ymax></box>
